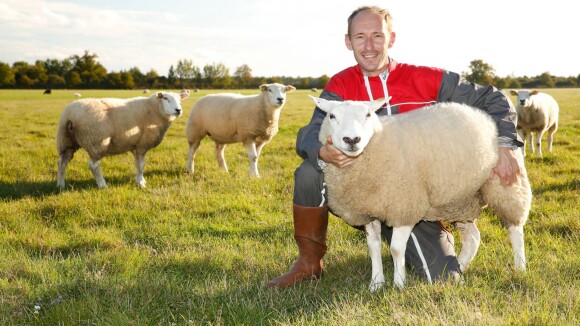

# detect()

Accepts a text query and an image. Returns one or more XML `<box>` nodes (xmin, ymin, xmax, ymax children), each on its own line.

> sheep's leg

<box><xmin>57</xmin><ymin>149</ymin><xmax>75</xmax><ymax>188</ymax></box>
<box><xmin>546</xmin><ymin>123</ymin><xmax>557</xmax><ymax>153</ymax></box>
<box><xmin>508</xmin><ymin>225</ymin><xmax>526</xmax><ymax>271</ymax></box>
<box><xmin>390</xmin><ymin>225</ymin><xmax>414</xmax><ymax>289</ymax></box>
<box><xmin>455</xmin><ymin>221</ymin><xmax>481</xmax><ymax>272</ymax></box>
<box><xmin>255</xmin><ymin>141</ymin><xmax>266</xmax><ymax>158</ymax></box>
<box><xmin>365</xmin><ymin>220</ymin><xmax>384</xmax><ymax>292</ymax></box>
<box><xmin>215</xmin><ymin>142</ymin><xmax>228</xmax><ymax>172</ymax></box>
<box><xmin>88</xmin><ymin>158</ymin><xmax>107</xmax><ymax>188</ymax></box>
<box><xmin>186</xmin><ymin>139</ymin><xmax>201</xmax><ymax>174</ymax></box>
<box><xmin>517</xmin><ymin>129</ymin><xmax>527</xmax><ymax>157</ymax></box>
<box><xmin>133</xmin><ymin>150</ymin><xmax>147</xmax><ymax>188</ymax></box>
<box><xmin>535</xmin><ymin>130</ymin><xmax>545</xmax><ymax>156</ymax></box>
<box><xmin>243</xmin><ymin>141</ymin><xmax>259</xmax><ymax>177</ymax></box>
<box><xmin>528</xmin><ymin>132</ymin><xmax>535</xmax><ymax>154</ymax></box>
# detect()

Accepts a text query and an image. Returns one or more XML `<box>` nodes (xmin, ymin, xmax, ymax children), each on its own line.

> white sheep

<box><xmin>310</xmin><ymin>95</ymin><xmax>532</xmax><ymax>290</ymax></box>
<box><xmin>56</xmin><ymin>91</ymin><xmax>189</xmax><ymax>189</ymax></box>
<box><xmin>73</xmin><ymin>93</ymin><xmax>81</xmax><ymax>97</ymax></box>
<box><xmin>510</xmin><ymin>90</ymin><xmax>559</xmax><ymax>156</ymax></box>
<box><xmin>185</xmin><ymin>83</ymin><xmax>296</xmax><ymax>177</ymax></box>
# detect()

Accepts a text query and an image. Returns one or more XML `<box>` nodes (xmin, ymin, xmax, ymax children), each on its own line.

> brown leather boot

<box><xmin>266</xmin><ymin>204</ymin><xmax>328</xmax><ymax>288</ymax></box>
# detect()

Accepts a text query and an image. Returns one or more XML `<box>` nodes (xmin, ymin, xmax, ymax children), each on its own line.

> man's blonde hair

<box><xmin>347</xmin><ymin>6</ymin><xmax>393</xmax><ymax>37</ymax></box>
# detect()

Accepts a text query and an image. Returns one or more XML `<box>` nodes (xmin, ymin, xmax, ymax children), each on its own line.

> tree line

<box><xmin>0</xmin><ymin>51</ymin><xmax>578</xmax><ymax>90</ymax></box>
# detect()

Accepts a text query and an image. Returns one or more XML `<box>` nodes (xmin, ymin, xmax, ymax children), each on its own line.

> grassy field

<box><xmin>0</xmin><ymin>88</ymin><xmax>578</xmax><ymax>325</ymax></box>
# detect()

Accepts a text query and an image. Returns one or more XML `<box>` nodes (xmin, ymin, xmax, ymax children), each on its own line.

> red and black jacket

<box><xmin>296</xmin><ymin>59</ymin><xmax>522</xmax><ymax>170</ymax></box>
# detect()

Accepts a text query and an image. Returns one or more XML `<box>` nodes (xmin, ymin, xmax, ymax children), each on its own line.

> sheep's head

<box><xmin>510</xmin><ymin>89</ymin><xmax>539</xmax><ymax>108</ymax></box>
<box><xmin>260</xmin><ymin>83</ymin><xmax>296</xmax><ymax>107</ymax></box>
<box><xmin>156</xmin><ymin>91</ymin><xmax>189</xmax><ymax>118</ymax></box>
<box><xmin>310</xmin><ymin>95</ymin><xmax>384</xmax><ymax>157</ymax></box>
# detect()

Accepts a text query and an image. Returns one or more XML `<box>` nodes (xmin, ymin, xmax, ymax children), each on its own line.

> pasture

<box><xmin>0</xmin><ymin>88</ymin><xmax>578</xmax><ymax>325</ymax></box>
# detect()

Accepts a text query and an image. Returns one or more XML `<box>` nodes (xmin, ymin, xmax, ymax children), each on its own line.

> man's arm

<box><xmin>296</xmin><ymin>90</ymin><xmax>345</xmax><ymax>170</ymax></box>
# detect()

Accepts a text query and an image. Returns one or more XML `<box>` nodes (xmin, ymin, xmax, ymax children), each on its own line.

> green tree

<box><xmin>144</xmin><ymin>69</ymin><xmax>159</xmax><ymax>89</ymax></box>
<box><xmin>167</xmin><ymin>65</ymin><xmax>176</xmax><ymax>88</ymax></box>
<box><xmin>203</xmin><ymin>63</ymin><xmax>231</xmax><ymax>88</ymax></box>
<box><xmin>537</xmin><ymin>72</ymin><xmax>555</xmax><ymax>88</ymax></box>
<box><xmin>128</xmin><ymin>67</ymin><xmax>145</xmax><ymax>88</ymax></box>
<box><xmin>67</xmin><ymin>71</ymin><xmax>82</xmax><ymax>88</ymax></box>
<box><xmin>316</xmin><ymin>74</ymin><xmax>330</xmax><ymax>89</ymax></box>
<box><xmin>233</xmin><ymin>64</ymin><xmax>252</xmax><ymax>88</ymax></box>
<box><xmin>462</xmin><ymin>59</ymin><xmax>496</xmax><ymax>86</ymax></box>
<box><xmin>12</xmin><ymin>61</ymin><xmax>43</xmax><ymax>88</ymax></box>
<box><xmin>0</xmin><ymin>61</ymin><xmax>15</xmax><ymax>88</ymax></box>
<box><xmin>176</xmin><ymin>59</ymin><xmax>201</xmax><ymax>88</ymax></box>
<box><xmin>68</xmin><ymin>50</ymin><xmax>107</xmax><ymax>88</ymax></box>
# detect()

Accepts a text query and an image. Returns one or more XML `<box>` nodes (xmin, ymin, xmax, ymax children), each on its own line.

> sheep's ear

<box><xmin>509</xmin><ymin>90</ymin><xmax>518</xmax><ymax>95</ymax></box>
<box><xmin>309</xmin><ymin>95</ymin><xmax>340</xmax><ymax>113</ymax></box>
<box><xmin>286</xmin><ymin>85</ymin><xmax>296</xmax><ymax>92</ymax></box>
<box><xmin>260</xmin><ymin>84</ymin><xmax>268</xmax><ymax>92</ymax></box>
<box><xmin>369</xmin><ymin>98</ymin><xmax>386</xmax><ymax>112</ymax></box>
<box><xmin>157</xmin><ymin>92</ymin><xmax>164</xmax><ymax>99</ymax></box>
<box><xmin>530</xmin><ymin>90</ymin><xmax>539</xmax><ymax>95</ymax></box>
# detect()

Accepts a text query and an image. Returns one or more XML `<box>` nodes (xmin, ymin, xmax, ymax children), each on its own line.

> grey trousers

<box><xmin>293</xmin><ymin>160</ymin><xmax>461</xmax><ymax>283</ymax></box>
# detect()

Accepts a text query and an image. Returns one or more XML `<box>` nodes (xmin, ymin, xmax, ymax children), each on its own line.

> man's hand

<box><xmin>493</xmin><ymin>147</ymin><xmax>521</xmax><ymax>186</ymax></box>
<box><xmin>318</xmin><ymin>135</ymin><xmax>357</xmax><ymax>168</ymax></box>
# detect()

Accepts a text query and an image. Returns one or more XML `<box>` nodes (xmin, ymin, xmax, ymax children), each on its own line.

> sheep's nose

<box><xmin>175</xmin><ymin>109</ymin><xmax>182</xmax><ymax>115</ymax></box>
<box><xmin>343</xmin><ymin>136</ymin><xmax>361</xmax><ymax>146</ymax></box>
<box><xmin>519</xmin><ymin>100</ymin><xmax>525</xmax><ymax>105</ymax></box>
<box><xmin>277</xmin><ymin>98</ymin><xmax>284</xmax><ymax>104</ymax></box>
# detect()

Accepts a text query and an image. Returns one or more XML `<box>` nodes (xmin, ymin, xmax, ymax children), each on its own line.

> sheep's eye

<box><xmin>329</xmin><ymin>114</ymin><xmax>335</xmax><ymax>119</ymax></box>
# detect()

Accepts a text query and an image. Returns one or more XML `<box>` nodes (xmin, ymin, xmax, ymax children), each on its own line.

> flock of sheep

<box><xmin>54</xmin><ymin>86</ymin><xmax>559</xmax><ymax>289</ymax></box>
<box><xmin>56</xmin><ymin>84</ymin><xmax>294</xmax><ymax>188</ymax></box>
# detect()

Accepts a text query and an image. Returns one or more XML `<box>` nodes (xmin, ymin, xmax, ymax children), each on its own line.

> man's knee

<box><xmin>293</xmin><ymin>161</ymin><xmax>325</xmax><ymax>207</ymax></box>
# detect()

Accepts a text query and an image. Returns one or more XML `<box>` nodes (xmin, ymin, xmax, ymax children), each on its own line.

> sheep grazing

<box><xmin>56</xmin><ymin>91</ymin><xmax>189</xmax><ymax>189</ymax></box>
<box><xmin>510</xmin><ymin>90</ymin><xmax>559</xmax><ymax>156</ymax></box>
<box><xmin>73</xmin><ymin>93</ymin><xmax>81</xmax><ymax>97</ymax></box>
<box><xmin>185</xmin><ymin>83</ymin><xmax>296</xmax><ymax>177</ymax></box>
<box><xmin>310</xmin><ymin>95</ymin><xmax>532</xmax><ymax>290</ymax></box>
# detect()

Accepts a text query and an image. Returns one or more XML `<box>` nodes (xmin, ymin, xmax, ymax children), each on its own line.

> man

<box><xmin>267</xmin><ymin>5</ymin><xmax>523</xmax><ymax>288</ymax></box>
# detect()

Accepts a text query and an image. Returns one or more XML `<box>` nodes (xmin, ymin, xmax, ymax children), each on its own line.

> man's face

<box><xmin>345</xmin><ymin>10</ymin><xmax>395</xmax><ymax>76</ymax></box>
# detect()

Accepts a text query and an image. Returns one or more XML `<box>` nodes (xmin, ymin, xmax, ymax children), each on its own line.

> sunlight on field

<box><xmin>0</xmin><ymin>88</ymin><xmax>578</xmax><ymax>324</ymax></box>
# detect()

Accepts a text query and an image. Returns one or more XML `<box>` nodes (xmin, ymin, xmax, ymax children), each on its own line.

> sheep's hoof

<box><xmin>369</xmin><ymin>281</ymin><xmax>384</xmax><ymax>292</ymax></box>
<box><xmin>393</xmin><ymin>279</ymin><xmax>405</xmax><ymax>290</ymax></box>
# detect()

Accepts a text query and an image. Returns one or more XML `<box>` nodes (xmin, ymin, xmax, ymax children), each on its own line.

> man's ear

<box><xmin>388</xmin><ymin>32</ymin><xmax>396</xmax><ymax>48</ymax></box>
<box><xmin>345</xmin><ymin>34</ymin><xmax>353</xmax><ymax>51</ymax></box>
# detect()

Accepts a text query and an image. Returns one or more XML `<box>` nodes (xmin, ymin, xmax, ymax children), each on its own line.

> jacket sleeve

<box><xmin>437</xmin><ymin>71</ymin><xmax>523</xmax><ymax>147</ymax></box>
<box><xmin>296</xmin><ymin>90</ymin><xmax>343</xmax><ymax>170</ymax></box>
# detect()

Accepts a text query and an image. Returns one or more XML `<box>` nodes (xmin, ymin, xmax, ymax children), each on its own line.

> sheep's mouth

<box><xmin>340</xmin><ymin>147</ymin><xmax>362</xmax><ymax>158</ymax></box>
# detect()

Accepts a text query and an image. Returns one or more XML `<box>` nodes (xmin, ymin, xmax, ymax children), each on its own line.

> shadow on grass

<box><xmin>0</xmin><ymin>176</ymin><xmax>129</xmax><ymax>200</ymax></box>
<box><xmin>532</xmin><ymin>177</ymin><xmax>579</xmax><ymax>195</ymax></box>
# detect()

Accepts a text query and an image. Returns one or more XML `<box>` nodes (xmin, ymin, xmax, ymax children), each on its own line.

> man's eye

<box><xmin>329</xmin><ymin>114</ymin><xmax>335</xmax><ymax>119</ymax></box>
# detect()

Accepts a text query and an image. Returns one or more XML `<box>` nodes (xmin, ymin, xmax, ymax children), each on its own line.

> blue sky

<box><xmin>0</xmin><ymin>0</ymin><xmax>577</xmax><ymax>78</ymax></box>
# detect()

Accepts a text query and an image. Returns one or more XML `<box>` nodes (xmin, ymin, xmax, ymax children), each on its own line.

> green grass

<box><xmin>0</xmin><ymin>88</ymin><xmax>578</xmax><ymax>325</ymax></box>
